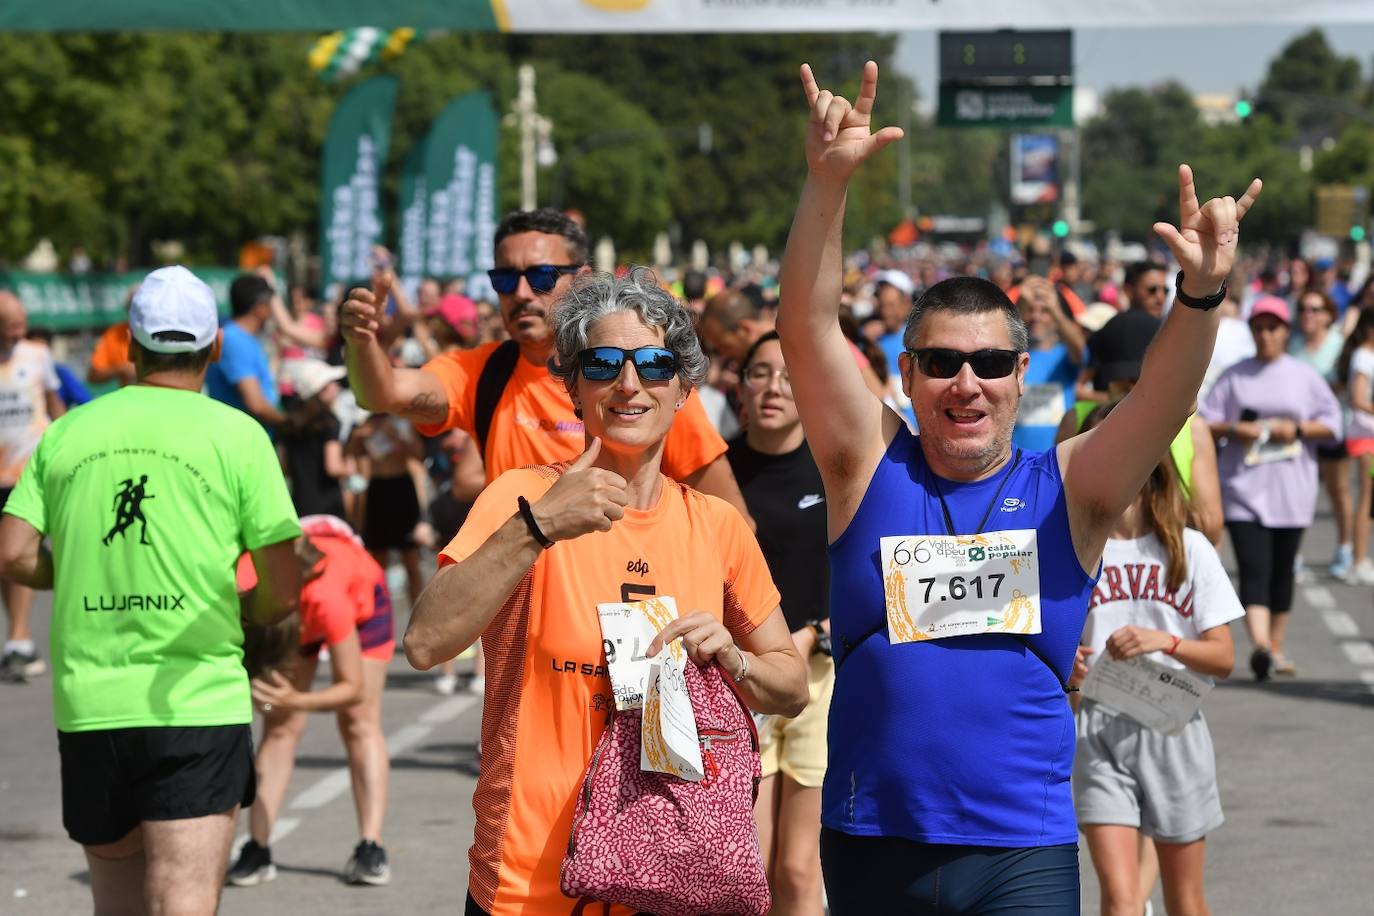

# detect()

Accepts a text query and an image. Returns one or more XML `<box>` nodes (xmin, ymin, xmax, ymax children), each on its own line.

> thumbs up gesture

<box><xmin>340</xmin><ymin>271</ymin><xmax>393</xmax><ymax>346</ymax></box>
<box><xmin>528</xmin><ymin>438</ymin><xmax>630</xmax><ymax>542</ymax></box>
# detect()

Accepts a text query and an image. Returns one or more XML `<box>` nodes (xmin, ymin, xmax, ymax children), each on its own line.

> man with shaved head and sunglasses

<box><xmin>340</xmin><ymin>208</ymin><xmax>750</xmax><ymax>521</ymax></box>
<box><xmin>780</xmin><ymin>61</ymin><xmax>1262</xmax><ymax>912</ymax></box>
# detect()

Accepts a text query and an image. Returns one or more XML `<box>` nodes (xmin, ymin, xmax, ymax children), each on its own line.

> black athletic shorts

<box><xmin>362</xmin><ymin>474</ymin><xmax>421</xmax><ymax>552</ymax></box>
<box><xmin>58</xmin><ymin>724</ymin><xmax>255</xmax><ymax>846</ymax></box>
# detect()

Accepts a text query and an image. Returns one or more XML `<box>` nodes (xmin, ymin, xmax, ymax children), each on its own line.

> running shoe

<box><xmin>226</xmin><ymin>839</ymin><xmax>276</xmax><ymax>887</ymax></box>
<box><xmin>1272</xmin><ymin>653</ymin><xmax>1298</xmax><ymax>676</ymax></box>
<box><xmin>1329</xmin><ymin>544</ymin><xmax>1354</xmax><ymax>580</ymax></box>
<box><xmin>344</xmin><ymin>839</ymin><xmax>390</xmax><ymax>886</ymax></box>
<box><xmin>1343</xmin><ymin>560</ymin><xmax>1374</xmax><ymax>586</ymax></box>
<box><xmin>467</xmin><ymin>675</ymin><xmax>486</xmax><ymax>696</ymax></box>
<box><xmin>434</xmin><ymin>673</ymin><xmax>458</xmax><ymax>696</ymax></box>
<box><xmin>0</xmin><ymin>648</ymin><xmax>45</xmax><ymax>683</ymax></box>
<box><xmin>1250</xmin><ymin>647</ymin><xmax>1273</xmax><ymax>682</ymax></box>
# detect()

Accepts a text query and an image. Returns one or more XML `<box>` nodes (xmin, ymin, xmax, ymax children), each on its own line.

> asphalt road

<box><xmin>2</xmin><ymin>507</ymin><xmax>1372</xmax><ymax>915</ymax></box>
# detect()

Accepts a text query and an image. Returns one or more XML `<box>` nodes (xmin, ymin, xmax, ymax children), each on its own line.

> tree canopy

<box><xmin>2</xmin><ymin>28</ymin><xmax>1373</xmax><ymax>268</ymax></box>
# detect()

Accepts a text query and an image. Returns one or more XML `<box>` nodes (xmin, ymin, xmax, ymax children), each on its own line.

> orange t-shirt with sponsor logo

<box><xmin>441</xmin><ymin>465</ymin><xmax>780</xmax><ymax>916</ymax></box>
<box><xmin>417</xmin><ymin>342</ymin><xmax>725</xmax><ymax>485</ymax></box>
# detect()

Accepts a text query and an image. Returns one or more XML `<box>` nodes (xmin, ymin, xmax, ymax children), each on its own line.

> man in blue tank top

<box><xmin>777</xmin><ymin>61</ymin><xmax>1263</xmax><ymax>914</ymax></box>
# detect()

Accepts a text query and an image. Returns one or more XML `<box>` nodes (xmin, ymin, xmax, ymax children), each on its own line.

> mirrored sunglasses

<box><xmin>487</xmin><ymin>264</ymin><xmax>580</xmax><ymax>294</ymax></box>
<box><xmin>578</xmin><ymin>346</ymin><xmax>679</xmax><ymax>382</ymax></box>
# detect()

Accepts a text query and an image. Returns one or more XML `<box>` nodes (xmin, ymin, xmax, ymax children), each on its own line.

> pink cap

<box><xmin>426</xmin><ymin>294</ymin><xmax>478</xmax><ymax>331</ymax></box>
<box><xmin>1249</xmin><ymin>295</ymin><xmax>1291</xmax><ymax>325</ymax></box>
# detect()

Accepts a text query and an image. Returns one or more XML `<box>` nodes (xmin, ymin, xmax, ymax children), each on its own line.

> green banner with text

<box><xmin>423</xmin><ymin>92</ymin><xmax>499</xmax><ymax>299</ymax></box>
<box><xmin>320</xmin><ymin>76</ymin><xmax>399</xmax><ymax>296</ymax></box>
<box><xmin>0</xmin><ymin>270</ymin><xmax>238</xmax><ymax>331</ymax></box>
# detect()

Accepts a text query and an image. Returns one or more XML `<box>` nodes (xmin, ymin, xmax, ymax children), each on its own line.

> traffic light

<box><xmin>1352</xmin><ymin>225</ymin><xmax>1368</xmax><ymax>243</ymax></box>
<box><xmin>1235</xmin><ymin>99</ymin><xmax>1254</xmax><ymax>120</ymax></box>
<box><xmin>1052</xmin><ymin>219</ymin><xmax>1070</xmax><ymax>238</ymax></box>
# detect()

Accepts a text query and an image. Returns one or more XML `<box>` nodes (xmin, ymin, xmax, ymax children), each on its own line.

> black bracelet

<box><xmin>516</xmin><ymin>496</ymin><xmax>554</xmax><ymax>549</ymax></box>
<box><xmin>1173</xmin><ymin>270</ymin><xmax>1227</xmax><ymax>311</ymax></box>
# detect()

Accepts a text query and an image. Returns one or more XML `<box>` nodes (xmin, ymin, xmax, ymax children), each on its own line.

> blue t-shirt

<box><xmin>1013</xmin><ymin>343</ymin><xmax>1078</xmax><ymax>453</ymax></box>
<box><xmin>824</xmin><ymin>427</ymin><xmax>1098</xmax><ymax>846</ymax></box>
<box><xmin>877</xmin><ymin>330</ymin><xmax>916</xmax><ymax>426</ymax></box>
<box><xmin>206</xmin><ymin>322</ymin><xmax>277</xmax><ymax>417</ymax></box>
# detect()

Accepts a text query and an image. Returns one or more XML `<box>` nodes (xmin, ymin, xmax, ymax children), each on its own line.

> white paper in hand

<box><xmin>1081</xmin><ymin>654</ymin><xmax>1211</xmax><ymax>735</ymax></box>
<box><xmin>641</xmin><ymin>650</ymin><xmax>704</xmax><ymax>781</ymax></box>
<box><xmin>597</xmin><ymin>596</ymin><xmax>679</xmax><ymax>711</ymax></box>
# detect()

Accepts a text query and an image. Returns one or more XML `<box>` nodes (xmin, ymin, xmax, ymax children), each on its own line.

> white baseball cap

<box><xmin>129</xmin><ymin>266</ymin><xmax>220</xmax><ymax>354</ymax></box>
<box><xmin>287</xmin><ymin>358</ymin><xmax>347</xmax><ymax>400</ymax></box>
<box><xmin>874</xmin><ymin>269</ymin><xmax>915</xmax><ymax>297</ymax></box>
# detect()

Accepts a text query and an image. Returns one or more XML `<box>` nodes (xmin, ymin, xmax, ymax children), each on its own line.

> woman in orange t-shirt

<box><xmin>405</xmin><ymin>269</ymin><xmax>809</xmax><ymax>916</ymax></box>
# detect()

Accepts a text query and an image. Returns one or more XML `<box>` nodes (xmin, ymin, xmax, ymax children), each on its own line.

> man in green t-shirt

<box><xmin>0</xmin><ymin>265</ymin><xmax>302</xmax><ymax>916</ymax></box>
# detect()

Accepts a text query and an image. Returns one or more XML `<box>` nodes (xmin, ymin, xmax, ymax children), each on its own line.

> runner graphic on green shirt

<box><xmin>6</xmin><ymin>386</ymin><xmax>301</xmax><ymax>730</ymax></box>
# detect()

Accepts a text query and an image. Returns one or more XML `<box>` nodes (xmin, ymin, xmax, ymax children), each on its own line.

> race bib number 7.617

<box><xmin>880</xmin><ymin>530</ymin><xmax>1042</xmax><ymax>642</ymax></box>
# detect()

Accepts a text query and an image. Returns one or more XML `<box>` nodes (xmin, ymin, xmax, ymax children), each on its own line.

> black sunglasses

<box><xmin>909</xmin><ymin>348</ymin><xmax>1019</xmax><ymax>380</ymax></box>
<box><xmin>578</xmin><ymin>346</ymin><xmax>679</xmax><ymax>382</ymax></box>
<box><xmin>487</xmin><ymin>264</ymin><xmax>580</xmax><ymax>295</ymax></box>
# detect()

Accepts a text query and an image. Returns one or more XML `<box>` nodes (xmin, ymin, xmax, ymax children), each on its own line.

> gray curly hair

<box><xmin>548</xmin><ymin>267</ymin><xmax>709</xmax><ymax>390</ymax></box>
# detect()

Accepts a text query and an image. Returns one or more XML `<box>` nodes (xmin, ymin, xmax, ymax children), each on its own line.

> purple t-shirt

<box><xmin>1198</xmin><ymin>355</ymin><xmax>1343</xmax><ymax>528</ymax></box>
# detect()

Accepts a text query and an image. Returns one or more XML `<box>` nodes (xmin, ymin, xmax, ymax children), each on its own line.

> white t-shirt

<box><xmin>1082</xmin><ymin>528</ymin><xmax>1244</xmax><ymax>687</ymax></box>
<box><xmin>1346</xmin><ymin>347</ymin><xmax>1374</xmax><ymax>441</ymax></box>
<box><xmin>0</xmin><ymin>340</ymin><xmax>60</xmax><ymax>487</ymax></box>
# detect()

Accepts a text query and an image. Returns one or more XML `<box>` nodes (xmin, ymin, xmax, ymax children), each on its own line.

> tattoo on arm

<box><xmin>407</xmin><ymin>391</ymin><xmax>448</xmax><ymax>424</ymax></box>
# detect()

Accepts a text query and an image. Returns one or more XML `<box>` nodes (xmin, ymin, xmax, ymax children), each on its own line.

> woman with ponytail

<box><xmin>1071</xmin><ymin>402</ymin><xmax>1243</xmax><ymax>916</ymax></box>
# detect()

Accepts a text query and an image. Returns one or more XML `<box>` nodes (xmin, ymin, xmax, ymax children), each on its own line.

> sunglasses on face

<box><xmin>909</xmin><ymin>347</ymin><xmax>1020</xmax><ymax>380</ymax></box>
<box><xmin>1143</xmin><ymin>285</ymin><xmax>1168</xmax><ymax>295</ymax></box>
<box><xmin>487</xmin><ymin>264</ymin><xmax>580</xmax><ymax>295</ymax></box>
<box><xmin>578</xmin><ymin>346</ymin><xmax>679</xmax><ymax>382</ymax></box>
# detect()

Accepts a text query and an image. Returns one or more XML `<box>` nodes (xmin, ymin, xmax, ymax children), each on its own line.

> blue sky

<box><xmin>896</xmin><ymin>24</ymin><xmax>1374</xmax><ymax>98</ymax></box>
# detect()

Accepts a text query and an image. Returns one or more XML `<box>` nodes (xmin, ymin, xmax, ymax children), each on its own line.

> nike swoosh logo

<box><xmin>797</xmin><ymin>494</ymin><xmax>825</xmax><ymax>510</ymax></box>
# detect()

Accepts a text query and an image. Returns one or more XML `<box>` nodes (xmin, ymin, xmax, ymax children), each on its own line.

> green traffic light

<box><xmin>1235</xmin><ymin>99</ymin><xmax>1253</xmax><ymax>119</ymax></box>
<box><xmin>1052</xmin><ymin>220</ymin><xmax>1070</xmax><ymax>238</ymax></box>
<box><xmin>1353</xmin><ymin>225</ymin><xmax>1368</xmax><ymax>242</ymax></box>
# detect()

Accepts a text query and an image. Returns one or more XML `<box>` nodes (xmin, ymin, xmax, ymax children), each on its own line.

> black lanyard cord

<box><xmin>929</xmin><ymin>449</ymin><xmax>1023</xmax><ymax>537</ymax></box>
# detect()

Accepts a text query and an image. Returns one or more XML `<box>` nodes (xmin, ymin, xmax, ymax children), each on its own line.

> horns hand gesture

<box><xmin>800</xmin><ymin>60</ymin><xmax>904</xmax><ymax>182</ymax></box>
<box><xmin>1154</xmin><ymin>164</ymin><xmax>1263</xmax><ymax>295</ymax></box>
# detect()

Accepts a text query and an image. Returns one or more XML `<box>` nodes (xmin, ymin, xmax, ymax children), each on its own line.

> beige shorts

<box><xmin>759</xmin><ymin>652</ymin><xmax>834</xmax><ymax>788</ymax></box>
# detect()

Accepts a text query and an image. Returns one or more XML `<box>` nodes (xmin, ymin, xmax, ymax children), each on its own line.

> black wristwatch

<box><xmin>808</xmin><ymin>619</ymin><xmax>832</xmax><ymax>657</ymax></box>
<box><xmin>1173</xmin><ymin>271</ymin><xmax>1227</xmax><ymax>311</ymax></box>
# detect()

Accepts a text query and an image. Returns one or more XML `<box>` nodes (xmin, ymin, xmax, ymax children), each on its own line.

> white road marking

<box><xmin>420</xmin><ymin>694</ymin><xmax>480</xmax><ymax>724</ymax></box>
<box><xmin>1305</xmin><ymin>586</ymin><xmax>1337</xmax><ymax>609</ymax></box>
<box><xmin>289</xmin><ymin>769</ymin><xmax>352</xmax><ymax>811</ymax></box>
<box><xmin>269</xmin><ymin>816</ymin><xmax>301</xmax><ymax>844</ymax></box>
<box><xmin>1340</xmin><ymin>641</ymin><xmax>1374</xmax><ymax>667</ymax></box>
<box><xmin>234</xmin><ymin>695</ymin><xmax>478</xmax><ymax>855</ymax></box>
<box><xmin>1322</xmin><ymin>610</ymin><xmax>1360</xmax><ymax>638</ymax></box>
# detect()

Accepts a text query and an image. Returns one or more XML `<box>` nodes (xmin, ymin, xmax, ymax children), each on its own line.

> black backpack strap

<box><xmin>473</xmin><ymin>339</ymin><xmax>521</xmax><ymax>460</ymax></box>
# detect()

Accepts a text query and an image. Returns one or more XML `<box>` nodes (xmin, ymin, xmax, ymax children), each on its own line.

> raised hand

<box><xmin>1153</xmin><ymin>164</ymin><xmax>1262</xmax><ymax>295</ymax></box>
<box><xmin>799</xmin><ymin>60</ymin><xmax>904</xmax><ymax>184</ymax></box>
<box><xmin>530</xmin><ymin>438</ymin><xmax>629</xmax><ymax>542</ymax></box>
<box><xmin>340</xmin><ymin>271</ymin><xmax>392</xmax><ymax>345</ymax></box>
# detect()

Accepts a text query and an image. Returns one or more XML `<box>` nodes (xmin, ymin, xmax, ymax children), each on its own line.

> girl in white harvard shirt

<box><xmin>1071</xmin><ymin>403</ymin><xmax>1242</xmax><ymax>916</ymax></box>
